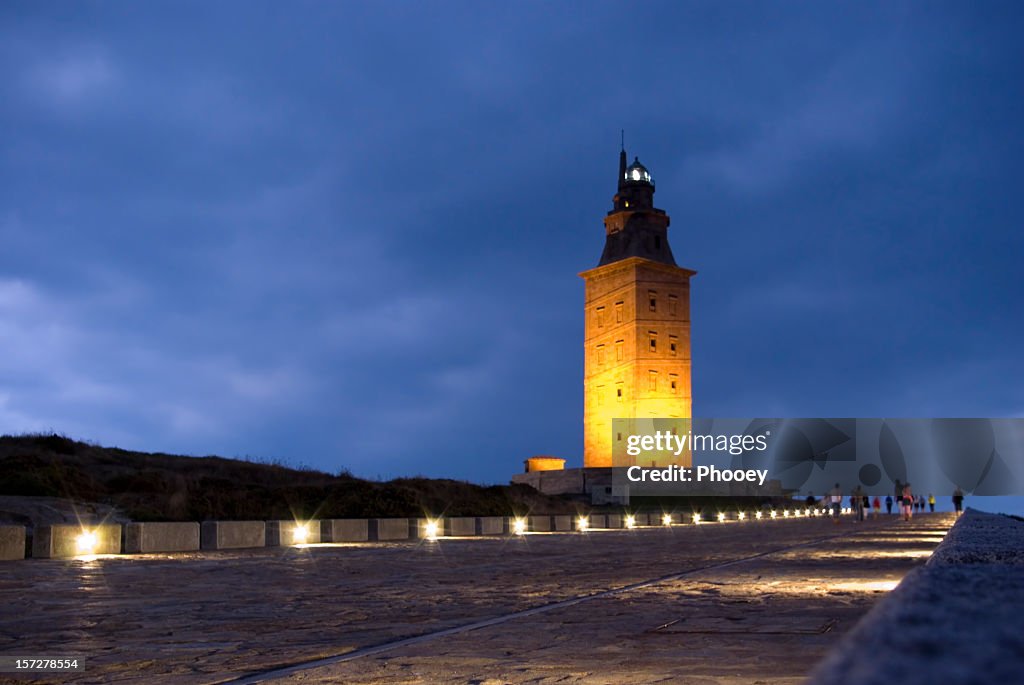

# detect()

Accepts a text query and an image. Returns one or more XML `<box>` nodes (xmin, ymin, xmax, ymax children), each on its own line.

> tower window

<box><xmin>670</xmin><ymin>374</ymin><xmax>678</xmax><ymax>394</ymax></box>
<box><xmin>596</xmin><ymin>306</ymin><xmax>606</xmax><ymax>328</ymax></box>
<box><xmin>596</xmin><ymin>344</ymin><xmax>606</xmax><ymax>365</ymax></box>
<box><xmin>669</xmin><ymin>335</ymin><xmax>678</xmax><ymax>355</ymax></box>
<box><xmin>655</xmin><ymin>235</ymin><xmax>661</xmax><ymax>250</ymax></box>
<box><xmin>648</xmin><ymin>370</ymin><xmax>658</xmax><ymax>391</ymax></box>
<box><xmin>668</xmin><ymin>294</ymin><xmax>678</xmax><ymax>316</ymax></box>
<box><xmin>649</xmin><ymin>331</ymin><xmax>657</xmax><ymax>352</ymax></box>
<box><xmin>597</xmin><ymin>385</ymin><xmax>605</xmax><ymax>406</ymax></box>
<box><xmin>615</xmin><ymin>339</ymin><xmax>624</xmax><ymax>362</ymax></box>
<box><xmin>616</xmin><ymin>384</ymin><xmax>623</xmax><ymax>402</ymax></box>
<box><xmin>649</xmin><ymin>290</ymin><xmax>657</xmax><ymax>312</ymax></box>
<box><xmin>614</xmin><ymin>301</ymin><xmax>623</xmax><ymax>323</ymax></box>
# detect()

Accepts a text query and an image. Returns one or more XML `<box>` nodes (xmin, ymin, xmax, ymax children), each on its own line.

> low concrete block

<box><xmin>322</xmin><ymin>519</ymin><xmax>369</xmax><ymax>542</ymax></box>
<box><xmin>371</xmin><ymin>518</ymin><xmax>412</xmax><ymax>541</ymax></box>
<box><xmin>606</xmin><ymin>514</ymin><xmax>623</xmax><ymax>529</ymax></box>
<box><xmin>587</xmin><ymin>514</ymin><xmax>607</xmax><ymax>529</ymax></box>
<box><xmin>552</xmin><ymin>515</ymin><xmax>572</xmax><ymax>531</ymax></box>
<box><xmin>528</xmin><ymin>515</ymin><xmax>553</xmax><ymax>532</ymax></box>
<box><xmin>266</xmin><ymin>520</ymin><xmax>321</xmax><ymax>547</ymax></box>
<box><xmin>125</xmin><ymin>522</ymin><xmax>199</xmax><ymax>554</ymax></box>
<box><xmin>478</xmin><ymin>517</ymin><xmax>507</xmax><ymax>535</ymax></box>
<box><xmin>33</xmin><ymin>524</ymin><xmax>121</xmax><ymax>558</ymax></box>
<box><xmin>0</xmin><ymin>525</ymin><xmax>26</xmax><ymax>560</ymax></box>
<box><xmin>200</xmin><ymin>521</ymin><xmax>265</xmax><ymax>550</ymax></box>
<box><xmin>445</xmin><ymin>517</ymin><xmax>477</xmax><ymax>537</ymax></box>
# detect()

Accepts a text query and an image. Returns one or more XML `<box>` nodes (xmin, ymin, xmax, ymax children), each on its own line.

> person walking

<box><xmin>918</xmin><ymin>494</ymin><xmax>926</xmax><ymax>512</ymax></box>
<box><xmin>928</xmin><ymin>493</ymin><xmax>935</xmax><ymax>513</ymax></box>
<box><xmin>829</xmin><ymin>483</ymin><xmax>843</xmax><ymax>522</ymax></box>
<box><xmin>885</xmin><ymin>495</ymin><xmax>893</xmax><ymax>514</ymax></box>
<box><xmin>851</xmin><ymin>486</ymin><xmax>864</xmax><ymax>522</ymax></box>
<box><xmin>953</xmin><ymin>487</ymin><xmax>964</xmax><ymax>516</ymax></box>
<box><xmin>894</xmin><ymin>479</ymin><xmax>904</xmax><ymax>512</ymax></box>
<box><xmin>902</xmin><ymin>483</ymin><xmax>914</xmax><ymax>521</ymax></box>
<box><xmin>873</xmin><ymin>496</ymin><xmax>881</xmax><ymax>518</ymax></box>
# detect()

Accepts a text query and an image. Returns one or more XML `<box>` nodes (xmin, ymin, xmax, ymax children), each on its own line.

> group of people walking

<box><xmin>813</xmin><ymin>482</ymin><xmax>964</xmax><ymax>523</ymax></box>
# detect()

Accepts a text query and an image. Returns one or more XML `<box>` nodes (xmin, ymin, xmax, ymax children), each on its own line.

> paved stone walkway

<box><xmin>0</xmin><ymin>514</ymin><xmax>954</xmax><ymax>684</ymax></box>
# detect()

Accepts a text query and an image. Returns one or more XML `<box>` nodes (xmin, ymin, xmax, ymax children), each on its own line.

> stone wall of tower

<box><xmin>580</xmin><ymin>257</ymin><xmax>694</xmax><ymax>468</ymax></box>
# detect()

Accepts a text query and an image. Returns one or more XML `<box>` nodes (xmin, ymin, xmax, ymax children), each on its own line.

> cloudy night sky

<box><xmin>2</xmin><ymin>2</ymin><xmax>1022</xmax><ymax>487</ymax></box>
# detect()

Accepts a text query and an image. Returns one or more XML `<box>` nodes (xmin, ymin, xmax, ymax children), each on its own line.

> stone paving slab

<box><xmin>0</xmin><ymin>515</ymin><xmax>953</xmax><ymax>684</ymax></box>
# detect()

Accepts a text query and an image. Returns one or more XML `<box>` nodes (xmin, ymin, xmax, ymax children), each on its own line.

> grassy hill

<box><xmin>0</xmin><ymin>433</ymin><xmax>581</xmax><ymax>522</ymax></box>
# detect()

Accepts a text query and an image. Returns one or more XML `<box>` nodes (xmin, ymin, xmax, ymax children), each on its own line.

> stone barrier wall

<box><xmin>0</xmin><ymin>525</ymin><xmax>26</xmax><ymax>560</ymax></box>
<box><xmin>528</xmin><ymin>515</ymin><xmax>553</xmax><ymax>532</ymax></box>
<box><xmin>7</xmin><ymin>507</ymin><xmax>801</xmax><ymax>560</ymax></box>
<box><xmin>478</xmin><ymin>517</ymin><xmax>508</xmax><ymax>535</ymax></box>
<box><xmin>200</xmin><ymin>521</ymin><xmax>265</xmax><ymax>550</ymax></box>
<box><xmin>125</xmin><ymin>522</ymin><xmax>200</xmax><ymax>554</ymax></box>
<box><xmin>371</xmin><ymin>518</ymin><xmax>412</xmax><ymax>541</ymax></box>
<box><xmin>322</xmin><ymin>519</ymin><xmax>369</xmax><ymax>542</ymax></box>
<box><xmin>445</xmin><ymin>517</ymin><xmax>477</xmax><ymax>537</ymax></box>
<box><xmin>806</xmin><ymin>509</ymin><xmax>1024</xmax><ymax>684</ymax></box>
<box><xmin>33</xmin><ymin>524</ymin><xmax>122</xmax><ymax>558</ymax></box>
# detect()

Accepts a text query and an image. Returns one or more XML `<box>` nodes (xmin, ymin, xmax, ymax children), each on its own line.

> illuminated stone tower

<box><xmin>579</xmin><ymin>148</ymin><xmax>696</xmax><ymax>468</ymax></box>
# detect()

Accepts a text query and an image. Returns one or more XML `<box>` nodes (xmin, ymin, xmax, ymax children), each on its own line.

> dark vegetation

<box><xmin>0</xmin><ymin>433</ymin><xmax>583</xmax><ymax>521</ymax></box>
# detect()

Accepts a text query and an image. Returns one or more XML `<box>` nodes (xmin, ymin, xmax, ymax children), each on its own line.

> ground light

<box><xmin>424</xmin><ymin>520</ymin><xmax>440</xmax><ymax>540</ymax></box>
<box><xmin>75</xmin><ymin>530</ymin><xmax>98</xmax><ymax>555</ymax></box>
<box><xmin>770</xmin><ymin>510</ymin><xmax>778</xmax><ymax>519</ymax></box>
<box><xmin>624</xmin><ymin>515</ymin><xmax>636</xmax><ymax>529</ymax></box>
<box><xmin>291</xmin><ymin>523</ymin><xmax>310</xmax><ymax>545</ymax></box>
<box><xmin>717</xmin><ymin>512</ymin><xmax>726</xmax><ymax>522</ymax></box>
<box><xmin>662</xmin><ymin>514</ymin><xmax>673</xmax><ymax>526</ymax></box>
<box><xmin>692</xmin><ymin>513</ymin><xmax>701</xmax><ymax>524</ymax></box>
<box><xmin>738</xmin><ymin>511</ymin><xmax>746</xmax><ymax>521</ymax></box>
<box><xmin>513</xmin><ymin>518</ymin><xmax>527</xmax><ymax>535</ymax></box>
<box><xmin>577</xmin><ymin>516</ymin><xmax>589</xmax><ymax>532</ymax></box>
<box><xmin>783</xmin><ymin>509</ymin><xmax>790</xmax><ymax>517</ymax></box>
<box><xmin>755</xmin><ymin>511</ymin><xmax>763</xmax><ymax>520</ymax></box>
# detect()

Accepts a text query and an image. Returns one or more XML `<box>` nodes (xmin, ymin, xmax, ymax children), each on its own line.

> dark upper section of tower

<box><xmin>599</xmin><ymin>148</ymin><xmax>677</xmax><ymax>267</ymax></box>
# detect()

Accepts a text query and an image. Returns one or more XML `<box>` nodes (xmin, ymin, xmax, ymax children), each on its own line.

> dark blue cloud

<box><xmin>1</xmin><ymin>1</ymin><xmax>1022</xmax><ymax>492</ymax></box>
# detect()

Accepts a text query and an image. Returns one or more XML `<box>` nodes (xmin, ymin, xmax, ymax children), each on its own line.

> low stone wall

<box><xmin>478</xmin><ymin>517</ymin><xmax>507</xmax><ymax>535</ymax></box>
<box><xmin>372</xmin><ymin>518</ymin><xmax>412</xmax><ymax>541</ymax></box>
<box><xmin>445</xmin><ymin>517</ymin><xmax>477</xmax><ymax>537</ymax></box>
<box><xmin>125</xmin><ymin>522</ymin><xmax>200</xmax><ymax>554</ymax></box>
<box><xmin>200</xmin><ymin>521</ymin><xmax>265</xmax><ymax>550</ymax></box>
<box><xmin>266</xmin><ymin>520</ymin><xmax>321</xmax><ymax>547</ymax></box>
<box><xmin>322</xmin><ymin>519</ymin><xmax>369</xmax><ymax>542</ymax></box>
<box><xmin>587</xmin><ymin>514</ymin><xmax>607</xmax><ymax>529</ymax></box>
<box><xmin>33</xmin><ymin>524</ymin><xmax>122</xmax><ymax>558</ymax></box>
<box><xmin>552</xmin><ymin>515</ymin><xmax>573</xmax><ymax>531</ymax></box>
<box><xmin>605</xmin><ymin>513</ymin><xmax>623</xmax><ymax>529</ymax></box>
<box><xmin>806</xmin><ymin>509</ymin><xmax>1024</xmax><ymax>684</ymax></box>
<box><xmin>0</xmin><ymin>525</ymin><xmax>26</xmax><ymax>560</ymax></box>
<box><xmin>528</xmin><ymin>515</ymin><xmax>553</xmax><ymax>532</ymax></box>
